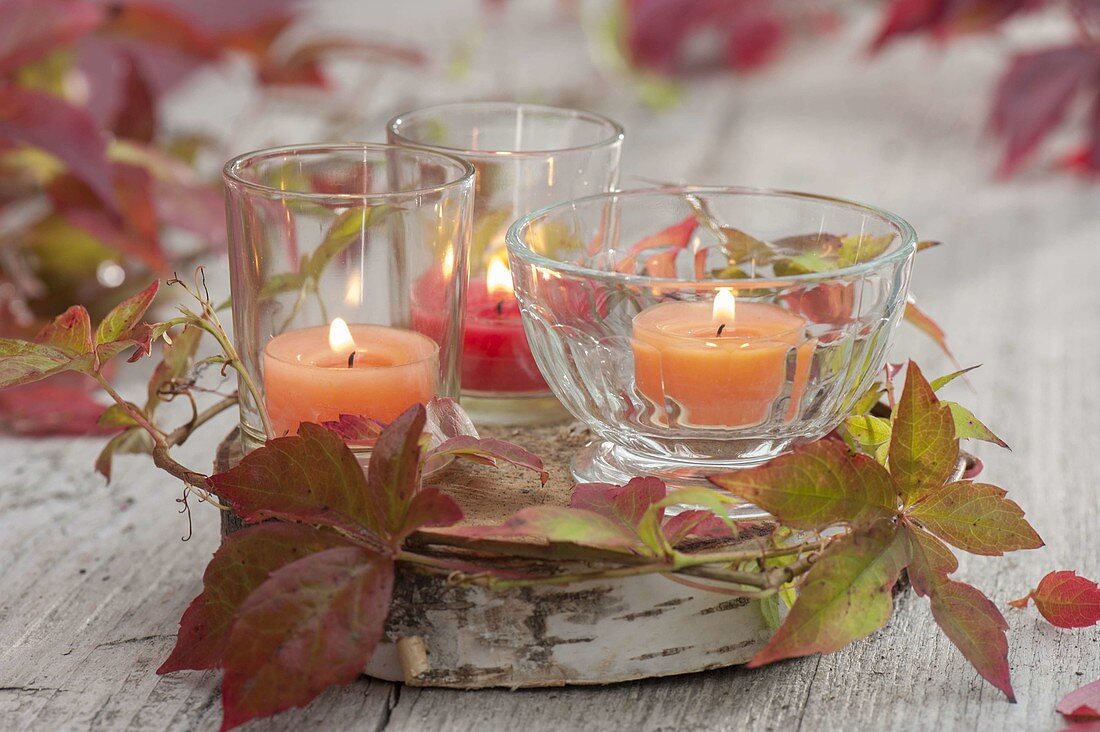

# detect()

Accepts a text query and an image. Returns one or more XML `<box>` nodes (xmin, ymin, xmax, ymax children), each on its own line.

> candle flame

<box><xmin>712</xmin><ymin>287</ymin><xmax>736</xmax><ymax>325</ymax></box>
<box><xmin>487</xmin><ymin>255</ymin><xmax>514</xmax><ymax>299</ymax></box>
<box><xmin>344</xmin><ymin>273</ymin><xmax>362</xmax><ymax>306</ymax></box>
<box><xmin>328</xmin><ymin>317</ymin><xmax>357</xmax><ymax>354</ymax></box>
<box><xmin>441</xmin><ymin>247</ymin><xmax>455</xmax><ymax>279</ymax></box>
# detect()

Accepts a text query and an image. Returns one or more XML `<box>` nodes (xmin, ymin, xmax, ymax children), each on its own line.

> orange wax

<box><xmin>632</xmin><ymin>300</ymin><xmax>813</xmax><ymax>427</ymax></box>
<box><xmin>263</xmin><ymin>323</ymin><xmax>438</xmax><ymax>436</ymax></box>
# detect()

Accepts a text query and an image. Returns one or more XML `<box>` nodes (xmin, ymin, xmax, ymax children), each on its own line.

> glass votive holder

<box><xmin>224</xmin><ymin>143</ymin><xmax>475</xmax><ymax>459</ymax></box>
<box><xmin>387</xmin><ymin>102</ymin><xmax>624</xmax><ymax>426</ymax></box>
<box><xmin>506</xmin><ymin>187</ymin><xmax>916</xmax><ymax>512</ymax></box>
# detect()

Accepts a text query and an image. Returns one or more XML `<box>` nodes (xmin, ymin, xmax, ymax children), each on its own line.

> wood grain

<box><xmin>2</xmin><ymin>2</ymin><xmax>1099</xmax><ymax>730</ymax></box>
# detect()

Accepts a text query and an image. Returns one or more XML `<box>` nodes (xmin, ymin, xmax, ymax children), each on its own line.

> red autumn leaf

<box><xmin>394</xmin><ymin>487</ymin><xmax>464</xmax><ymax>543</ymax></box>
<box><xmin>748</xmin><ymin>522</ymin><xmax>908</xmax><ymax>666</ymax></box>
<box><xmin>725</xmin><ymin>8</ymin><xmax>786</xmax><ymax>71</ymax></box>
<box><xmin>111</xmin><ymin>140</ymin><xmax>225</xmax><ymax>245</ymax></box>
<box><xmin>428</xmin><ymin>435</ymin><xmax>548</xmax><ymax>484</ymax></box>
<box><xmin>570</xmin><ymin>476</ymin><xmax>667</xmax><ymax>551</ymax></box>
<box><xmin>661</xmin><ymin>509</ymin><xmax>738</xmax><ymax>546</ymax></box>
<box><xmin>1061</xmin><ymin>93</ymin><xmax>1100</xmax><ymax>175</ymax></box>
<box><xmin>622</xmin><ymin>0</ymin><xmax>819</xmax><ymax>76</ymax></box>
<box><xmin>1011</xmin><ymin>571</ymin><xmax>1100</xmax><ymax>629</ymax></box>
<box><xmin>870</xmin><ymin>0</ymin><xmax>1042</xmax><ymax>52</ymax></box>
<box><xmin>0</xmin><ymin>86</ymin><xmax>117</xmax><ymax>211</ymax></box>
<box><xmin>52</xmin><ymin>162</ymin><xmax>170</xmax><ymax>273</ymax></box>
<box><xmin>710</xmin><ymin>438</ymin><xmax>899</xmax><ymax>530</ymax></box>
<box><xmin>112</xmin><ymin>52</ymin><xmax>158</xmax><ymax>143</ymax></box>
<box><xmin>926</xmin><ymin>577</ymin><xmax>1015</xmax><ymax>702</ymax></box>
<box><xmin>99</xmin><ymin>3</ymin><xmax>218</xmax><ymax>60</ymax></box>
<box><xmin>320</xmin><ymin>413</ymin><xmax>385</xmax><ymax>443</ymax></box>
<box><xmin>0</xmin><ymin>374</ymin><xmax>116</xmax><ymax>437</ymax></box>
<box><xmin>990</xmin><ymin>45</ymin><xmax>1100</xmax><ymax>176</ymax></box>
<box><xmin>0</xmin><ymin>0</ymin><xmax>104</xmax><ymax>76</ymax></box>
<box><xmin>902</xmin><ymin>526</ymin><xmax>1016</xmax><ymax>700</ymax></box>
<box><xmin>158</xmin><ymin>522</ymin><xmax>358</xmax><ymax>674</ymax></box>
<box><xmin>904</xmin><ymin>295</ymin><xmax>958</xmax><ymax>365</ymax></box>
<box><xmin>904</xmin><ymin>524</ymin><xmax>959</xmax><ymax>598</ymax></box>
<box><xmin>220</xmin><ymin>546</ymin><xmax>394</xmax><ymax>731</ymax></box>
<box><xmin>1058</xmin><ymin>679</ymin><xmax>1100</xmax><ymax>721</ymax></box>
<box><xmin>211</xmin><ymin>422</ymin><xmax>388</xmax><ymax>544</ymax></box>
<box><xmin>366</xmin><ymin>405</ymin><xmax>428</xmax><ymax>539</ymax></box>
<box><xmin>571</xmin><ymin>476</ymin><xmax>667</xmax><ymax>526</ymax></box>
<box><xmin>890</xmin><ymin>361</ymin><xmax>959</xmax><ymax>504</ymax></box>
<box><xmin>617</xmin><ymin>215</ymin><xmax>696</xmax><ymax>275</ymax></box>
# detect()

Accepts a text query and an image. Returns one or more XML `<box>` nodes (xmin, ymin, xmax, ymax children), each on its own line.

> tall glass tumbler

<box><xmin>388</xmin><ymin>102</ymin><xmax>624</xmax><ymax>426</ymax></box>
<box><xmin>224</xmin><ymin>143</ymin><xmax>475</xmax><ymax>456</ymax></box>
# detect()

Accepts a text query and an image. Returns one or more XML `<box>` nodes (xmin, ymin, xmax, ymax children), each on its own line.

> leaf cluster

<box><xmin>711</xmin><ymin>361</ymin><xmax>1042</xmax><ymax>700</ymax></box>
<box><xmin>159</xmin><ymin>404</ymin><xmax>550</xmax><ymax>730</ymax></box>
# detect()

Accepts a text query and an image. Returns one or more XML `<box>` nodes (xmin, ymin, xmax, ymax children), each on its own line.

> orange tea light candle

<box><xmin>632</xmin><ymin>289</ymin><xmax>813</xmax><ymax>427</ymax></box>
<box><xmin>263</xmin><ymin>318</ymin><xmax>439</xmax><ymax>436</ymax></box>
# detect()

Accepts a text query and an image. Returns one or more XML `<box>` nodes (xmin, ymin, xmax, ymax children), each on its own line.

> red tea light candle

<box><xmin>263</xmin><ymin>318</ymin><xmax>439</xmax><ymax>436</ymax></box>
<box><xmin>632</xmin><ymin>289</ymin><xmax>813</xmax><ymax>427</ymax></box>
<box><xmin>461</xmin><ymin>255</ymin><xmax>547</xmax><ymax>393</ymax></box>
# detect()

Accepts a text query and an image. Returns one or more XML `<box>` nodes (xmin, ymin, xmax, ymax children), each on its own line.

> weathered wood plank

<box><xmin>2</xmin><ymin>1</ymin><xmax>1100</xmax><ymax>730</ymax></box>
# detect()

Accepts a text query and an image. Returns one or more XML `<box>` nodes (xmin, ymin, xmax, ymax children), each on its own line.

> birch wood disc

<box><xmin>215</xmin><ymin>423</ymin><xmax>779</xmax><ymax>689</ymax></box>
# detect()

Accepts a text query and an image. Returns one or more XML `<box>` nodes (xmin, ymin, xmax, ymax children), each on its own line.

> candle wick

<box><xmin>716</xmin><ymin>323</ymin><xmax>726</xmax><ymax>337</ymax></box>
<box><xmin>347</xmin><ymin>351</ymin><xmax>356</xmax><ymax>368</ymax></box>
<box><xmin>496</xmin><ymin>300</ymin><xmax>504</xmax><ymax>316</ymax></box>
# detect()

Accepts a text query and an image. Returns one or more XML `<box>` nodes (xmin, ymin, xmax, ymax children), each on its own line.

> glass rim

<box><xmin>387</xmin><ymin>101</ymin><xmax>625</xmax><ymax>158</ymax></box>
<box><xmin>222</xmin><ymin>142</ymin><xmax>476</xmax><ymax>202</ymax></box>
<box><xmin>506</xmin><ymin>186</ymin><xmax>918</xmax><ymax>287</ymax></box>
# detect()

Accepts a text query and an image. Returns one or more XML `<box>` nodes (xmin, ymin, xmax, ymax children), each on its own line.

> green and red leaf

<box><xmin>890</xmin><ymin>361</ymin><xmax>959</xmax><ymax>503</ymax></box>
<box><xmin>1010</xmin><ymin>571</ymin><xmax>1100</xmax><ymax>629</ymax></box>
<box><xmin>926</xmin><ymin>578</ymin><xmax>1015</xmax><ymax>702</ymax></box>
<box><xmin>158</xmin><ymin>523</ymin><xmax>356</xmax><ymax>674</ymax></box>
<box><xmin>429</xmin><ymin>435</ymin><xmax>548</xmax><ymax>484</ymax></box>
<box><xmin>220</xmin><ymin>546</ymin><xmax>394</xmax><ymax>731</ymax></box>
<box><xmin>907</xmin><ymin>481</ymin><xmax>1043</xmax><ymax>556</ymax></box>
<box><xmin>710</xmin><ymin>439</ymin><xmax>898</xmax><ymax>530</ymax></box>
<box><xmin>436</xmin><ymin>506</ymin><xmax>645</xmax><ymax>555</ymax></box>
<box><xmin>94</xmin><ymin>280</ymin><xmax>159</xmax><ymax>348</ymax></box>
<box><xmin>37</xmin><ymin>305</ymin><xmax>94</xmax><ymax>355</ymax></box>
<box><xmin>749</xmin><ymin>522</ymin><xmax>908</xmax><ymax>666</ymax></box>
<box><xmin>904</xmin><ymin>524</ymin><xmax>959</xmax><ymax>598</ymax></box>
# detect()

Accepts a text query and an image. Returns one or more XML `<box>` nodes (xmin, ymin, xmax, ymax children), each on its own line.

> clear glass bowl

<box><xmin>388</xmin><ymin>102</ymin><xmax>624</xmax><ymax>426</ymax></box>
<box><xmin>506</xmin><ymin>187</ymin><xmax>916</xmax><ymax>496</ymax></box>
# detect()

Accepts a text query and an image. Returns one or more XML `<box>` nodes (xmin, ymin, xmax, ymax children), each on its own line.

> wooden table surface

<box><xmin>2</xmin><ymin>2</ymin><xmax>1098</xmax><ymax>730</ymax></box>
